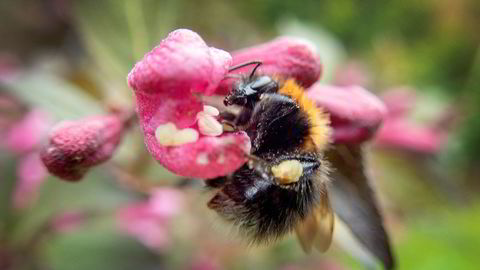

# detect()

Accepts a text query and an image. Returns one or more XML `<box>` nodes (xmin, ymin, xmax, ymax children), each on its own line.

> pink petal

<box><xmin>117</xmin><ymin>203</ymin><xmax>170</xmax><ymax>250</ymax></box>
<box><xmin>143</xmin><ymin>132</ymin><xmax>250</xmax><ymax>179</ymax></box>
<box><xmin>307</xmin><ymin>84</ymin><xmax>387</xmax><ymax>144</ymax></box>
<box><xmin>40</xmin><ymin>113</ymin><xmax>127</xmax><ymax>181</ymax></box>
<box><xmin>149</xmin><ymin>187</ymin><xmax>185</xmax><ymax>217</ymax></box>
<box><xmin>12</xmin><ymin>152</ymin><xmax>47</xmax><ymax>209</ymax></box>
<box><xmin>217</xmin><ymin>36</ymin><xmax>322</xmax><ymax>94</ymax></box>
<box><xmin>381</xmin><ymin>86</ymin><xmax>417</xmax><ymax>118</ymax></box>
<box><xmin>128</xmin><ymin>29</ymin><xmax>250</xmax><ymax>179</ymax></box>
<box><xmin>116</xmin><ymin>188</ymin><xmax>184</xmax><ymax>251</ymax></box>
<box><xmin>5</xmin><ymin>109</ymin><xmax>51</xmax><ymax>154</ymax></box>
<box><xmin>375</xmin><ymin>118</ymin><xmax>444</xmax><ymax>154</ymax></box>
<box><xmin>334</xmin><ymin>60</ymin><xmax>371</xmax><ymax>87</ymax></box>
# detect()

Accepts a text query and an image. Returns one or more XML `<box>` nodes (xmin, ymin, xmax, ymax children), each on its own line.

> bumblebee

<box><xmin>206</xmin><ymin>61</ymin><xmax>334</xmax><ymax>251</ymax></box>
<box><xmin>205</xmin><ymin>61</ymin><xmax>395</xmax><ymax>269</ymax></box>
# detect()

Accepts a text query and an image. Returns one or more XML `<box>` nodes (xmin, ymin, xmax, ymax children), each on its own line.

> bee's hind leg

<box><xmin>245</xmin><ymin>154</ymin><xmax>273</xmax><ymax>180</ymax></box>
<box><xmin>205</xmin><ymin>176</ymin><xmax>228</xmax><ymax>188</ymax></box>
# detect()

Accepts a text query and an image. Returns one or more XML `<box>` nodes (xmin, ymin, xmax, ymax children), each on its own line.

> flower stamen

<box><xmin>155</xmin><ymin>122</ymin><xmax>199</xmax><ymax>146</ymax></box>
<box><xmin>196</xmin><ymin>106</ymin><xmax>223</xmax><ymax>137</ymax></box>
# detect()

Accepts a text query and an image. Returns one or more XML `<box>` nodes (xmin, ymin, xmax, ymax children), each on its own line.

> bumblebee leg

<box><xmin>272</xmin><ymin>155</ymin><xmax>321</xmax><ymax>184</ymax></box>
<box><xmin>246</xmin><ymin>153</ymin><xmax>321</xmax><ymax>185</ymax></box>
<box><xmin>205</xmin><ymin>176</ymin><xmax>228</xmax><ymax>188</ymax></box>
<box><xmin>219</xmin><ymin>111</ymin><xmax>237</xmax><ymax>123</ymax></box>
<box><xmin>246</xmin><ymin>154</ymin><xmax>272</xmax><ymax>180</ymax></box>
<box><xmin>219</xmin><ymin>110</ymin><xmax>252</xmax><ymax>131</ymax></box>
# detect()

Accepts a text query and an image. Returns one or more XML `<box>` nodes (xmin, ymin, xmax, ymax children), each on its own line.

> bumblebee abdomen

<box><xmin>207</xmin><ymin>163</ymin><xmax>321</xmax><ymax>243</ymax></box>
<box><xmin>277</xmin><ymin>79</ymin><xmax>330</xmax><ymax>151</ymax></box>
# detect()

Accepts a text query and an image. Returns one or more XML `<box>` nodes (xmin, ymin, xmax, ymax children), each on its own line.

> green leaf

<box><xmin>1</xmin><ymin>72</ymin><xmax>104</xmax><ymax>120</ymax></box>
<box><xmin>42</xmin><ymin>220</ymin><xmax>162</xmax><ymax>270</ymax></box>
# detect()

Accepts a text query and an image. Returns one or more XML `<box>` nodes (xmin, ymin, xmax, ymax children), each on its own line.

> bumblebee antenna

<box><xmin>228</xmin><ymin>61</ymin><xmax>263</xmax><ymax>79</ymax></box>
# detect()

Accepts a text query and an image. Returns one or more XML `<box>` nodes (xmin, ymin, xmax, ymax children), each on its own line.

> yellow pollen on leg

<box><xmin>272</xmin><ymin>160</ymin><xmax>303</xmax><ymax>185</ymax></box>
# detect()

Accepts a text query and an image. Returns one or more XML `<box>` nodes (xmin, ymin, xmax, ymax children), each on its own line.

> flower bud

<box><xmin>40</xmin><ymin>113</ymin><xmax>128</xmax><ymax>181</ymax></box>
<box><xmin>307</xmin><ymin>83</ymin><xmax>387</xmax><ymax>144</ymax></box>
<box><xmin>217</xmin><ymin>36</ymin><xmax>322</xmax><ymax>94</ymax></box>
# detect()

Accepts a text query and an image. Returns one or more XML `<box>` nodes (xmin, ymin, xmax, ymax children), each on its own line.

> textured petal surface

<box><xmin>307</xmin><ymin>84</ymin><xmax>387</xmax><ymax>143</ymax></box>
<box><xmin>217</xmin><ymin>37</ymin><xmax>322</xmax><ymax>94</ymax></box>
<box><xmin>40</xmin><ymin>114</ymin><xmax>127</xmax><ymax>181</ymax></box>
<box><xmin>128</xmin><ymin>29</ymin><xmax>250</xmax><ymax>179</ymax></box>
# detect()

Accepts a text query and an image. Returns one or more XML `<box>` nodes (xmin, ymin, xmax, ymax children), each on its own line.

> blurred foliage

<box><xmin>1</xmin><ymin>0</ymin><xmax>480</xmax><ymax>269</ymax></box>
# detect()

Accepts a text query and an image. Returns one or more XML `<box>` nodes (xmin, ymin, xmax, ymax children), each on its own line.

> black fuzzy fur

<box><xmin>207</xmin><ymin>76</ymin><xmax>327</xmax><ymax>244</ymax></box>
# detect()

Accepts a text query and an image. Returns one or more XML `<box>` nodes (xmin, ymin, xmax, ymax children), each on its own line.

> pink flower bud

<box><xmin>217</xmin><ymin>36</ymin><xmax>322</xmax><ymax>94</ymax></box>
<box><xmin>128</xmin><ymin>29</ymin><xmax>250</xmax><ymax>179</ymax></box>
<box><xmin>40</xmin><ymin>113</ymin><xmax>128</xmax><ymax>181</ymax></box>
<box><xmin>307</xmin><ymin>83</ymin><xmax>387</xmax><ymax>144</ymax></box>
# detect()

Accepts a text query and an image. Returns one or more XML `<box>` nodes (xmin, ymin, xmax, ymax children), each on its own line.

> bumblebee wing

<box><xmin>295</xmin><ymin>184</ymin><xmax>334</xmax><ymax>253</ymax></box>
<box><xmin>326</xmin><ymin>144</ymin><xmax>395</xmax><ymax>270</ymax></box>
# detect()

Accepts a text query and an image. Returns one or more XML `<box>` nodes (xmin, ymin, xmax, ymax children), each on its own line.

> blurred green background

<box><xmin>1</xmin><ymin>0</ymin><xmax>479</xmax><ymax>269</ymax></box>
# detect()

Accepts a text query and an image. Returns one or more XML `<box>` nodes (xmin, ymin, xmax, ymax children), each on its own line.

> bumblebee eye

<box><xmin>250</xmin><ymin>76</ymin><xmax>273</xmax><ymax>90</ymax></box>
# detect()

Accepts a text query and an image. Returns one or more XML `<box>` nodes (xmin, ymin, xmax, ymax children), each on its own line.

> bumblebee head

<box><xmin>225</xmin><ymin>75</ymin><xmax>278</xmax><ymax>107</ymax></box>
<box><xmin>224</xmin><ymin>61</ymin><xmax>278</xmax><ymax>108</ymax></box>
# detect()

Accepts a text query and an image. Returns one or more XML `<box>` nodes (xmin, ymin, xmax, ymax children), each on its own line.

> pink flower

<box><xmin>128</xmin><ymin>29</ymin><xmax>323</xmax><ymax>179</ymax></box>
<box><xmin>116</xmin><ymin>188</ymin><xmax>184</xmax><ymax>251</ymax></box>
<box><xmin>1</xmin><ymin>109</ymin><xmax>51</xmax><ymax>209</ymax></box>
<box><xmin>375</xmin><ymin>119</ymin><xmax>444</xmax><ymax>154</ymax></box>
<box><xmin>380</xmin><ymin>86</ymin><xmax>416</xmax><ymax>118</ymax></box>
<box><xmin>12</xmin><ymin>152</ymin><xmax>48</xmax><ymax>209</ymax></box>
<box><xmin>374</xmin><ymin>87</ymin><xmax>447</xmax><ymax>154</ymax></box>
<box><xmin>307</xmin><ymin>83</ymin><xmax>387</xmax><ymax>144</ymax></box>
<box><xmin>333</xmin><ymin>60</ymin><xmax>371</xmax><ymax>87</ymax></box>
<box><xmin>40</xmin><ymin>112</ymin><xmax>130</xmax><ymax>181</ymax></box>
<box><xmin>5</xmin><ymin>109</ymin><xmax>51</xmax><ymax>154</ymax></box>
